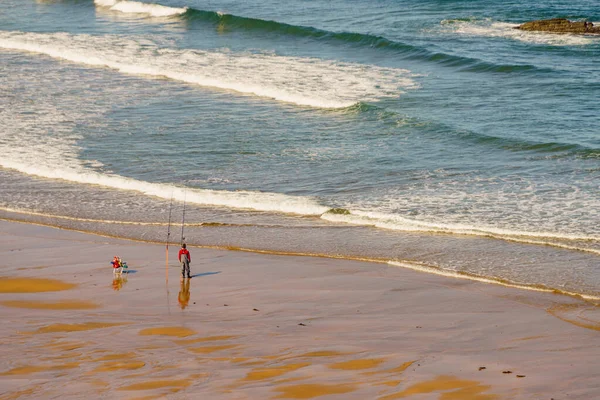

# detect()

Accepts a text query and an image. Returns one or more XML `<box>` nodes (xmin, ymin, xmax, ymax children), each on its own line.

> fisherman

<box><xmin>178</xmin><ymin>243</ymin><xmax>191</xmax><ymax>279</ymax></box>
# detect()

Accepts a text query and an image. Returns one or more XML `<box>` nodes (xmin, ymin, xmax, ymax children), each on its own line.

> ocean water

<box><xmin>1</xmin><ymin>0</ymin><xmax>599</xmax><ymax>298</ymax></box>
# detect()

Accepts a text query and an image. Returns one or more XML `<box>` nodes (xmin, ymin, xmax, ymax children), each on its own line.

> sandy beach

<box><xmin>0</xmin><ymin>219</ymin><xmax>599</xmax><ymax>399</ymax></box>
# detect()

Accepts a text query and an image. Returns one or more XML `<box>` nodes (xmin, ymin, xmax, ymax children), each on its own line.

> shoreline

<box><xmin>2</xmin><ymin>166</ymin><xmax>599</xmax><ymax>300</ymax></box>
<box><xmin>3</xmin><ymin>215</ymin><xmax>599</xmax><ymax>304</ymax></box>
<box><xmin>1</xmin><ymin>219</ymin><xmax>599</xmax><ymax>399</ymax></box>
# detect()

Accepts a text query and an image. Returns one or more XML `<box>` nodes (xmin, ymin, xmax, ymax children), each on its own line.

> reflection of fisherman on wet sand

<box><xmin>178</xmin><ymin>278</ymin><xmax>191</xmax><ymax>309</ymax></box>
<box><xmin>112</xmin><ymin>275</ymin><xmax>127</xmax><ymax>291</ymax></box>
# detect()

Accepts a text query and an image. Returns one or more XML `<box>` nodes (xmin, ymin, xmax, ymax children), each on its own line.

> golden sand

<box><xmin>94</xmin><ymin>361</ymin><xmax>146</xmax><ymax>372</ymax></box>
<box><xmin>274</xmin><ymin>376</ymin><xmax>310</xmax><ymax>385</ymax></box>
<box><xmin>27</xmin><ymin>322</ymin><xmax>126</xmax><ymax>334</ymax></box>
<box><xmin>209</xmin><ymin>356</ymin><xmax>248</xmax><ymax>362</ymax></box>
<box><xmin>385</xmin><ymin>361</ymin><xmax>415</xmax><ymax>374</ymax></box>
<box><xmin>379</xmin><ymin>375</ymin><xmax>498</xmax><ymax>400</ymax></box>
<box><xmin>377</xmin><ymin>380</ymin><xmax>403</xmax><ymax>387</ymax></box>
<box><xmin>118</xmin><ymin>380</ymin><xmax>191</xmax><ymax>391</ymax></box>
<box><xmin>0</xmin><ymin>278</ymin><xmax>76</xmax><ymax>293</ymax></box>
<box><xmin>547</xmin><ymin>304</ymin><xmax>600</xmax><ymax>332</ymax></box>
<box><xmin>94</xmin><ymin>352</ymin><xmax>138</xmax><ymax>361</ymax></box>
<box><xmin>17</xmin><ymin>265</ymin><xmax>48</xmax><ymax>270</ymax></box>
<box><xmin>237</xmin><ymin>359</ymin><xmax>269</xmax><ymax>366</ymax></box>
<box><xmin>1</xmin><ymin>300</ymin><xmax>98</xmax><ymax>310</ymax></box>
<box><xmin>297</xmin><ymin>351</ymin><xmax>348</xmax><ymax>358</ymax></box>
<box><xmin>123</xmin><ymin>372</ymin><xmax>150</xmax><ymax>379</ymax></box>
<box><xmin>329</xmin><ymin>358</ymin><xmax>385</xmax><ymax>370</ymax></box>
<box><xmin>244</xmin><ymin>363</ymin><xmax>310</xmax><ymax>381</ymax></box>
<box><xmin>273</xmin><ymin>383</ymin><xmax>356</xmax><ymax>399</ymax></box>
<box><xmin>40</xmin><ymin>352</ymin><xmax>82</xmax><ymax>361</ymax></box>
<box><xmin>138</xmin><ymin>327</ymin><xmax>196</xmax><ymax>337</ymax></box>
<box><xmin>264</xmin><ymin>353</ymin><xmax>288</xmax><ymax>360</ymax></box>
<box><xmin>90</xmin><ymin>380</ymin><xmax>109</xmax><ymax>388</ymax></box>
<box><xmin>135</xmin><ymin>345</ymin><xmax>168</xmax><ymax>351</ymax></box>
<box><xmin>188</xmin><ymin>344</ymin><xmax>239</xmax><ymax>354</ymax></box>
<box><xmin>0</xmin><ymin>385</ymin><xmax>40</xmax><ymax>400</ymax></box>
<box><xmin>42</xmin><ymin>340</ymin><xmax>86</xmax><ymax>350</ymax></box>
<box><xmin>511</xmin><ymin>335</ymin><xmax>546</xmax><ymax>342</ymax></box>
<box><xmin>364</xmin><ymin>361</ymin><xmax>415</xmax><ymax>376</ymax></box>
<box><xmin>151</xmin><ymin>365</ymin><xmax>178</xmax><ymax>373</ymax></box>
<box><xmin>175</xmin><ymin>335</ymin><xmax>237</xmax><ymax>344</ymax></box>
<box><xmin>0</xmin><ymin>362</ymin><xmax>79</xmax><ymax>376</ymax></box>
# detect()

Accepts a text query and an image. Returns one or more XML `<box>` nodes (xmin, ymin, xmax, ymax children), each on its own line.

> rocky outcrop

<box><xmin>515</xmin><ymin>19</ymin><xmax>600</xmax><ymax>34</ymax></box>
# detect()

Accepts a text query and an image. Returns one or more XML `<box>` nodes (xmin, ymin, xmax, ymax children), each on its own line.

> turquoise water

<box><xmin>1</xmin><ymin>0</ymin><xmax>599</xmax><ymax>297</ymax></box>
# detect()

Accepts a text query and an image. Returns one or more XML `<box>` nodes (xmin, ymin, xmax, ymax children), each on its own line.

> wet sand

<box><xmin>0</xmin><ymin>219</ymin><xmax>599</xmax><ymax>399</ymax></box>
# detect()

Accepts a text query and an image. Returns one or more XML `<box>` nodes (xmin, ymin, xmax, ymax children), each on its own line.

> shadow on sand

<box><xmin>190</xmin><ymin>271</ymin><xmax>220</xmax><ymax>278</ymax></box>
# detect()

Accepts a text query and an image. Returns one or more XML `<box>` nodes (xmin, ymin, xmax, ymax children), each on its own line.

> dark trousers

<box><xmin>180</xmin><ymin>255</ymin><xmax>190</xmax><ymax>277</ymax></box>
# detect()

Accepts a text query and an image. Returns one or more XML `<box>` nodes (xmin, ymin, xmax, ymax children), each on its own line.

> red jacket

<box><xmin>178</xmin><ymin>248</ymin><xmax>191</xmax><ymax>262</ymax></box>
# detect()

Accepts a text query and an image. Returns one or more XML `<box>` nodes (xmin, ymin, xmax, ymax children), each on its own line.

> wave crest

<box><xmin>0</xmin><ymin>31</ymin><xmax>418</xmax><ymax>109</ymax></box>
<box><xmin>321</xmin><ymin>210</ymin><xmax>600</xmax><ymax>253</ymax></box>
<box><xmin>95</xmin><ymin>0</ymin><xmax>187</xmax><ymax>17</ymax></box>
<box><xmin>443</xmin><ymin>19</ymin><xmax>599</xmax><ymax>46</ymax></box>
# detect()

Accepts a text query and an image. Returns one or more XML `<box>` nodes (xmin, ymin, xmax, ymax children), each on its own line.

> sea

<box><xmin>1</xmin><ymin>0</ymin><xmax>599</xmax><ymax>299</ymax></box>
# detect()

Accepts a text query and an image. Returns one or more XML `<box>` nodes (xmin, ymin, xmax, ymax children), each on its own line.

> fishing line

<box><xmin>181</xmin><ymin>190</ymin><xmax>186</xmax><ymax>245</ymax></box>
<box><xmin>166</xmin><ymin>192</ymin><xmax>174</xmax><ymax>282</ymax></box>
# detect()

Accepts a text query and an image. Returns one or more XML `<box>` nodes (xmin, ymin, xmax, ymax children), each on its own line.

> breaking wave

<box><xmin>91</xmin><ymin>1</ymin><xmax>553</xmax><ymax>74</ymax></box>
<box><xmin>442</xmin><ymin>18</ymin><xmax>600</xmax><ymax>46</ymax></box>
<box><xmin>94</xmin><ymin>0</ymin><xmax>187</xmax><ymax>17</ymax></box>
<box><xmin>0</xmin><ymin>31</ymin><xmax>418</xmax><ymax>109</ymax></box>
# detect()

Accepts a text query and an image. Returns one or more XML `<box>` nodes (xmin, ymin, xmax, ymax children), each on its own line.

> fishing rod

<box><xmin>180</xmin><ymin>190</ymin><xmax>186</xmax><ymax>245</ymax></box>
<box><xmin>166</xmin><ymin>193</ymin><xmax>174</xmax><ymax>281</ymax></box>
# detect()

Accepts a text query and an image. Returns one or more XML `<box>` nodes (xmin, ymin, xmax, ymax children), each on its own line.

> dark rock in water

<box><xmin>515</xmin><ymin>18</ymin><xmax>600</xmax><ymax>34</ymax></box>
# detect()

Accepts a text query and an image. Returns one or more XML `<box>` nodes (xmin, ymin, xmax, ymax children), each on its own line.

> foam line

<box><xmin>0</xmin><ymin>31</ymin><xmax>417</xmax><ymax>109</ymax></box>
<box><xmin>94</xmin><ymin>0</ymin><xmax>188</xmax><ymax>17</ymax></box>
<box><xmin>322</xmin><ymin>210</ymin><xmax>600</xmax><ymax>252</ymax></box>
<box><xmin>442</xmin><ymin>19</ymin><xmax>598</xmax><ymax>46</ymax></box>
<box><xmin>388</xmin><ymin>261</ymin><xmax>600</xmax><ymax>301</ymax></box>
<box><xmin>0</xmin><ymin>159</ymin><xmax>329</xmax><ymax>216</ymax></box>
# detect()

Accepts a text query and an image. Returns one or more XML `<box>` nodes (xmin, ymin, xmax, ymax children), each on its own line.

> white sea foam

<box><xmin>322</xmin><ymin>210</ymin><xmax>600</xmax><ymax>250</ymax></box>
<box><xmin>94</xmin><ymin>0</ymin><xmax>119</xmax><ymax>6</ymax></box>
<box><xmin>443</xmin><ymin>19</ymin><xmax>598</xmax><ymax>46</ymax></box>
<box><xmin>0</xmin><ymin>31</ymin><xmax>417</xmax><ymax>109</ymax></box>
<box><xmin>388</xmin><ymin>261</ymin><xmax>600</xmax><ymax>300</ymax></box>
<box><xmin>0</xmin><ymin>157</ymin><xmax>329</xmax><ymax>216</ymax></box>
<box><xmin>94</xmin><ymin>0</ymin><xmax>188</xmax><ymax>17</ymax></box>
<box><xmin>0</xmin><ymin>51</ymin><xmax>328</xmax><ymax>217</ymax></box>
<box><xmin>0</xmin><ymin>103</ymin><xmax>327</xmax><ymax>214</ymax></box>
<box><xmin>1</xmin><ymin>30</ymin><xmax>595</xmax><ymax>247</ymax></box>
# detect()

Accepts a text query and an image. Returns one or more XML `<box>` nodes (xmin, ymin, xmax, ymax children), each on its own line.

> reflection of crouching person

<box><xmin>178</xmin><ymin>244</ymin><xmax>191</xmax><ymax>279</ymax></box>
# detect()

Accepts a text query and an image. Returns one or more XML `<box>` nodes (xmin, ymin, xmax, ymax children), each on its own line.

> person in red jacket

<box><xmin>178</xmin><ymin>243</ymin><xmax>191</xmax><ymax>279</ymax></box>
